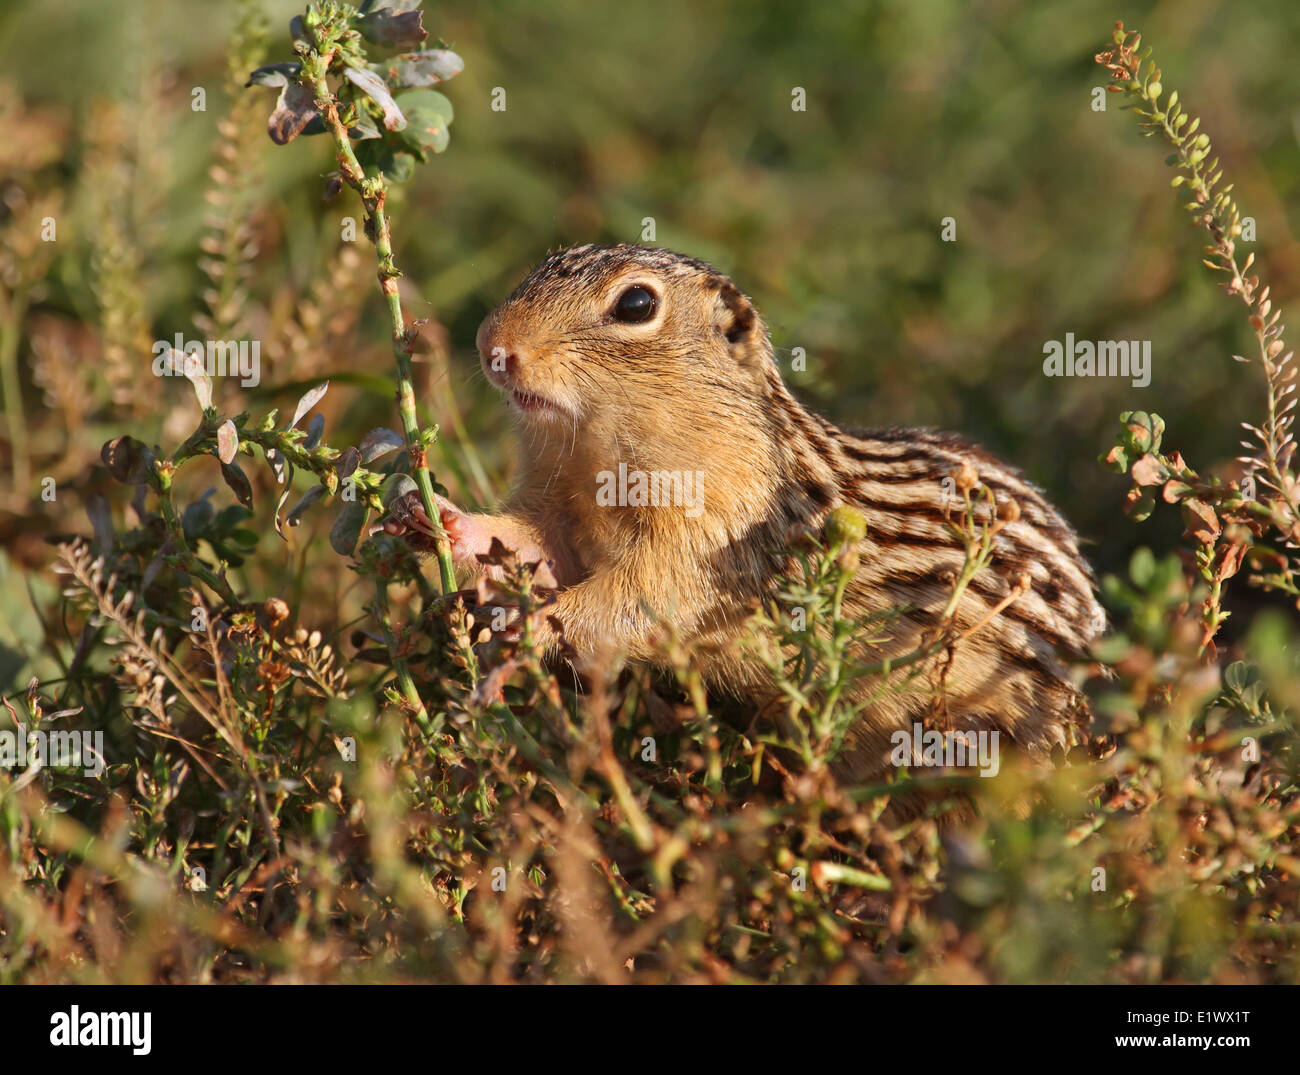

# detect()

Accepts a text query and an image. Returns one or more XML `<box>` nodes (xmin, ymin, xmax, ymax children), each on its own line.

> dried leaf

<box><xmin>343</xmin><ymin>66</ymin><xmax>406</xmax><ymax>131</ymax></box>
<box><xmin>1215</xmin><ymin>541</ymin><xmax>1247</xmax><ymax>582</ymax></box>
<box><xmin>101</xmin><ymin>435</ymin><xmax>155</xmax><ymax>485</ymax></box>
<box><xmin>178</xmin><ymin>349</ymin><xmax>213</xmax><ymax>410</ymax></box>
<box><xmin>182</xmin><ymin>489</ymin><xmax>217</xmax><ymax>538</ymax></box>
<box><xmin>360</xmin><ymin>427</ymin><xmax>405</xmax><ymax>462</ymax></box>
<box><xmin>274</xmin><ymin>485</ymin><xmax>294</xmax><ymax>542</ymax></box>
<box><xmin>335</xmin><ymin>446</ymin><xmax>362</xmax><ymax>479</ymax></box>
<box><xmin>266</xmin><ymin>86</ymin><xmax>317</xmax><ymax>144</ymax></box>
<box><xmin>1130</xmin><ymin>454</ymin><xmax>1166</xmax><ymax>487</ymax></box>
<box><xmin>246</xmin><ymin>62</ymin><xmax>301</xmax><ymax>88</ymax></box>
<box><xmin>377</xmin><ymin>49</ymin><xmax>463</xmax><ymax>89</ymax></box>
<box><xmin>220</xmin><ymin>461</ymin><xmax>254</xmax><ymax>509</ymax></box>
<box><xmin>290</xmin><ymin>381</ymin><xmax>329</xmax><ymax>429</ymax></box>
<box><xmin>266</xmin><ymin>447</ymin><xmax>288</xmax><ymax>485</ymax></box>
<box><xmin>216</xmin><ymin>419</ymin><xmax>239</xmax><ymax>464</ymax></box>
<box><xmin>251</xmin><ymin>68</ymin><xmax>320</xmax><ymax>146</ymax></box>
<box><xmin>355</xmin><ymin>0</ymin><xmax>427</xmax><ymax>48</ymax></box>
<box><xmin>472</xmin><ymin>658</ymin><xmax>520</xmax><ymax>708</ymax></box>
<box><xmin>287</xmin><ymin>484</ymin><xmax>327</xmax><ymax>527</ymax></box>
<box><xmin>304</xmin><ymin>412</ymin><xmax>325</xmax><ymax>450</ymax></box>
<box><xmin>1182</xmin><ymin>499</ymin><xmax>1221</xmax><ymax>545</ymax></box>
<box><xmin>85</xmin><ymin>492</ymin><xmax>114</xmax><ymax>557</ymax></box>
<box><xmin>330</xmin><ymin>500</ymin><xmax>369</xmax><ymax>557</ymax></box>
<box><xmin>141</xmin><ymin>542</ymin><xmax>172</xmax><ymax>591</ymax></box>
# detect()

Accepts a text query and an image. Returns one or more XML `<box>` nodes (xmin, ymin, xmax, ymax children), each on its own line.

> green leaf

<box><xmin>355</xmin><ymin>140</ymin><xmax>416</xmax><ymax>183</ymax></box>
<box><xmin>301</xmin><ymin>111</ymin><xmax>381</xmax><ymax>141</ymax></box>
<box><xmin>1223</xmin><ymin>661</ymin><xmax>1249</xmax><ymax>692</ymax></box>
<box><xmin>1130</xmin><ymin>488</ymin><xmax>1156</xmax><ymax>522</ymax></box>
<box><xmin>1130</xmin><ymin>547</ymin><xmax>1156</xmax><ymax>589</ymax></box>
<box><xmin>1101</xmin><ymin>443</ymin><xmax>1129</xmax><ymax>473</ymax></box>
<box><xmin>1090</xmin><ymin>634</ymin><xmax>1134</xmax><ymax>665</ymax></box>
<box><xmin>395</xmin><ymin>88</ymin><xmax>453</xmax><ymax>123</ymax></box>
<box><xmin>398</xmin><ymin>108</ymin><xmax>450</xmax><ymax>154</ymax></box>
<box><xmin>215</xmin><ymin>505</ymin><xmax>252</xmax><ymax>530</ymax></box>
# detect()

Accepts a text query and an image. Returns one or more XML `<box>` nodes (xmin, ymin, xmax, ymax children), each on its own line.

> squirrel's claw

<box><xmin>372</xmin><ymin>490</ymin><xmax>477</xmax><ymax>559</ymax></box>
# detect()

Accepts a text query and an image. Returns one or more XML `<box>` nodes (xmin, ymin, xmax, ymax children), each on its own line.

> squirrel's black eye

<box><xmin>613</xmin><ymin>285</ymin><xmax>657</xmax><ymax>324</ymax></box>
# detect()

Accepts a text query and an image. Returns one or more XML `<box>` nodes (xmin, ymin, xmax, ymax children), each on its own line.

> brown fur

<box><xmin>421</xmin><ymin>244</ymin><xmax>1104</xmax><ymax>780</ymax></box>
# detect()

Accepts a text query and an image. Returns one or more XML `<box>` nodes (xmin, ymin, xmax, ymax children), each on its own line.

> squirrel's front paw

<box><xmin>375</xmin><ymin>491</ymin><xmax>559</xmax><ymax>588</ymax></box>
<box><xmin>375</xmin><ymin>490</ymin><xmax>475</xmax><ymax>560</ymax></box>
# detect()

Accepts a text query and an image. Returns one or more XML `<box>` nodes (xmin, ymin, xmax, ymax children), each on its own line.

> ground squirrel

<box><xmin>386</xmin><ymin>243</ymin><xmax>1104</xmax><ymax>780</ymax></box>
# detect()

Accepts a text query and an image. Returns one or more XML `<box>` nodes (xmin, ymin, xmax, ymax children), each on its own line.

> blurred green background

<box><xmin>2</xmin><ymin>0</ymin><xmax>1299</xmax><ymax>679</ymax></box>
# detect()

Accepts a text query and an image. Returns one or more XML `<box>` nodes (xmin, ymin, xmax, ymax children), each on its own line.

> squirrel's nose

<box><xmin>476</xmin><ymin>317</ymin><xmax>523</xmax><ymax>387</ymax></box>
<box><xmin>480</xmin><ymin>344</ymin><xmax>519</xmax><ymax>387</ymax></box>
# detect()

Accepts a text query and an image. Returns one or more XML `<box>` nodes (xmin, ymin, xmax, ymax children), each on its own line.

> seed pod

<box><xmin>823</xmin><ymin>505</ymin><xmax>867</xmax><ymax>547</ymax></box>
<box><xmin>952</xmin><ymin>462</ymin><xmax>979</xmax><ymax>494</ymax></box>
<box><xmin>264</xmin><ymin>597</ymin><xmax>290</xmax><ymax>628</ymax></box>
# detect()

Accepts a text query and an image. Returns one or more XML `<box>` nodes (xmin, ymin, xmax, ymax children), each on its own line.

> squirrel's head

<box><xmin>475</xmin><ymin>244</ymin><xmax>776</xmax><ymax>435</ymax></box>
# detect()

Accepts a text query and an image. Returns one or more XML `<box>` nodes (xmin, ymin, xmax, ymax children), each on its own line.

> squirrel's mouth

<box><xmin>509</xmin><ymin>388</ymin><xmax>567</xmax><ymax>418</ymax></box>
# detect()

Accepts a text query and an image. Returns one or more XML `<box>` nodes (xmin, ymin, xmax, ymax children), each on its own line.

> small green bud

<box><xmin>824</xmin><ymin>505</ymin><xmax>867</xmax><ymax>548</ymax></box>
<box><xmin>1122</xmin><ymin>411</ymin><xmax>1165</xmax><ymax>455</ymax></box>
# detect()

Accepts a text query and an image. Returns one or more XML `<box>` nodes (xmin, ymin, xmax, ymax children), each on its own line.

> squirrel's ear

<box><xmin>710</xmin><ymin>279</ymin><xmax>765</xmax><ymax>364</ymax></box>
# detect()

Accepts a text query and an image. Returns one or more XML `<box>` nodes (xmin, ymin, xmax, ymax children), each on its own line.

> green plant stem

<box><xmin>154</xmin><ymin>463</ymin><xmax>240</xmax><ymax>605</ymax></box>
<box><xmin>1149</xmin><ymin>105</ymin><xmax>1300</xmax><ymax>530</ymax></box>
<box><xmin>306</xmin><ymin>71</ymin><xmax>456</xmax><ymax>595</ymax></box>
<box><xmin>373</xmin><ymin>574</ymin><xmax>436</xmax><ymax>730</ymax></box>
<box><xmin>847</xmin><ymin>498</ymin><xmax>1001</xmax><ymax>679</ymax></box>
<box><xmin>808</xmin><ymin>860</ymin><xmax>892</xmax><ymax>892</ymax></box>
<box><xmin>0</xmin><ymin>287</ymin><xmax>30</xmax><ymax>495</ymax></box>
<box><xmin>1102</xmin><ymin>30</ymin><xmax>1300</xmax><ymax>530</ymax></box>
<box><xmin>814</xmin><ymin>563</ymin><xmax>853</xmax><ymax>752</ymax></box>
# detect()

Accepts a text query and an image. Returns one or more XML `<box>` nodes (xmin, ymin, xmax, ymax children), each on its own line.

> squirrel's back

<box><xmin>455</xmin><ymin>244</ymin><xmax>1105</xmax><ymax>778</ymax></box>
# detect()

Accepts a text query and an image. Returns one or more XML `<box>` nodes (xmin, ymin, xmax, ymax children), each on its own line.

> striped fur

<box><xmin>437</xmin><ymin>244</ymin><xmax>1104</xmax><ymax>780</ymax></box>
